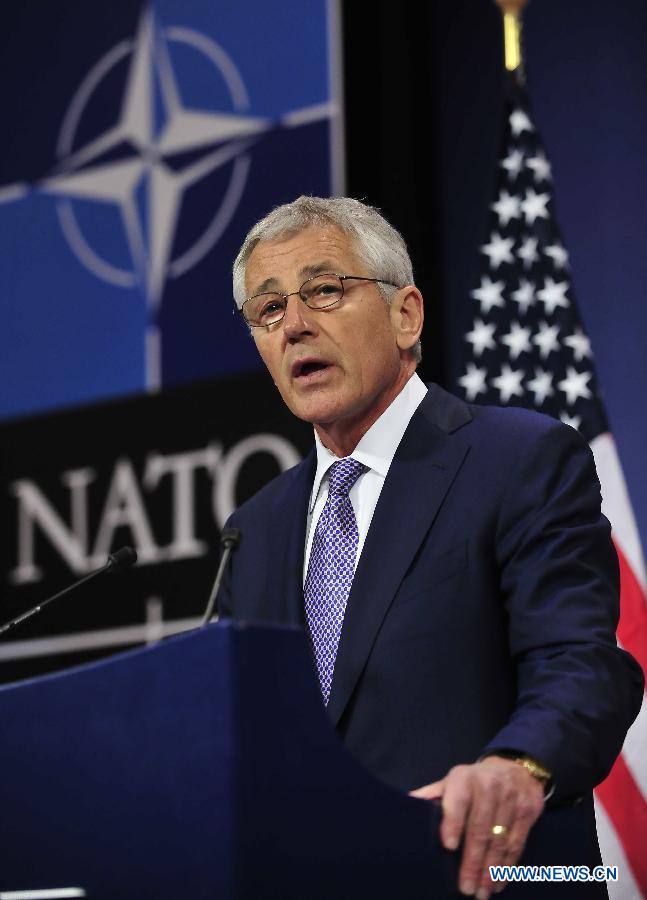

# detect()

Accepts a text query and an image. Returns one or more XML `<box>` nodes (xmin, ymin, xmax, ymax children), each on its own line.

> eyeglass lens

<box><xmin>244</xmin><ymin>274</ymin><xmax>344</xmax><ymax>327</ymax></box>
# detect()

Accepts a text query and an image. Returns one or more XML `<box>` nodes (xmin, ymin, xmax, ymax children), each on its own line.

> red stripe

<box><xmin>596</xmin><ymin>754</ymin><xmax>647</xmax><ymax>895</ymax></box>
<box><xmin>614</xmin><ymin>540</ymin><xmax>647</xmax><ymax>677</ymax></box>
<box><xmin>597</xmin><ymin>539</ymin><xmax>647</xmax><ymax>894</ymax></box>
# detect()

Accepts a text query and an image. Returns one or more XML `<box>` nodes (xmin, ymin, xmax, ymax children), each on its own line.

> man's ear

<box><xmin>391</xmin><ymin>286</ymin><xmax>424</xmax><ymax>352</ymax></box>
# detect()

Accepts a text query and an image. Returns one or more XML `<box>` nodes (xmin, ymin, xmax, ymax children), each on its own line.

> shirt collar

<box><xmin>308</xmin><ymin>372</ymin><xmax>428</xmax><ymax>512</ymax></box>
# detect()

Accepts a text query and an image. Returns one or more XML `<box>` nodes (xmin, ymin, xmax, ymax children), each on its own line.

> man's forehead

<box><xmin>245</xmin><ymin>225</ymin><xmax>359</xmax><ymax>292</ymax></box>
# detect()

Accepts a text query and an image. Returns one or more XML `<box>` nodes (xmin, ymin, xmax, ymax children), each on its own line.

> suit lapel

<box><xmin>260</xmin><ymin>449</ymin><xmax>315</xmax><ymax>625</ymax></box>
<box><xmin>326</xmin><ymin>387</ymin><xmax>472</xmax><ymax>727</ymax></box>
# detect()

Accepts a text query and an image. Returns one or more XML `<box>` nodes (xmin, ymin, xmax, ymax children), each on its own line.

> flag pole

<box><xmin>494</xmin><ymin>0</ymin><xmax>528</xmax><ymax>78</ymax></box>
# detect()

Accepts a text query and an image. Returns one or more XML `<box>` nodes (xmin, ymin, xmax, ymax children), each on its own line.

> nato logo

<box><xmin>0</xmin><ymin>0</ymin><xmax>341</xmax><ymax>420</ymax></box>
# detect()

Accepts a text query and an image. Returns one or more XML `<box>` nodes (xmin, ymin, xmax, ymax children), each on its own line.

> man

<box><xmin>221</xmin><ymin>196</ymin><xmax>643</xmax><ymax>898</ymax></box>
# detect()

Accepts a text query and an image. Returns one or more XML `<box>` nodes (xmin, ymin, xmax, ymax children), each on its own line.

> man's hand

<box><xmin>410</xmin><ymin>756</ymin><xmax>544</xmax><ymax>898</ymax></box>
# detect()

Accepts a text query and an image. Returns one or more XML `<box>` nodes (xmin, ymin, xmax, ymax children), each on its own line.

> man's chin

<box><xmin>285</xmin><ymin>395</ymin><xmax>345</xmax><ymax>427</ymax></box>
<box><xmin>279</xmin><ymin>381</ymin><xmax>341</xmax><ymax>424</ymax></box>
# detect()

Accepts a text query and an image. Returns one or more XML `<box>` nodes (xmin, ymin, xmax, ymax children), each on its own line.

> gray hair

<box><xmin>232</xmin><ymin>195</ymin><xmax>421</xmax><ymax>362</ymax></box>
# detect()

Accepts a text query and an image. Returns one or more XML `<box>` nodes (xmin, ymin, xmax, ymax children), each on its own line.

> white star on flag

<box><xmin>511</xmin><ymin>278</ymin><xmax>536</xmax><ymax>315</ymax></box>
<box><xmin>470</xmin><ymin>276</ymin><xmax>505</xmax><ymax>313</ymax></box>
<box><xmin>544</xmin><ymin>242</ymin><xmax>569</xmax><ymax>269</ymax></box>
<box><xmin>500</xmin><ymin>148</ymin><xmax>525</xmax><ymax>180</ymax></box>
<box><xmin>527</xmin><ymin>367</ymin><xmax>555</xmax><ymax>405</ymax></box>
<box><xmin>491</xmin><ymin>364</ymin><xmax>525</xmax><ymax>403</ymax></box>
<box><xmin>459</xmin><ymin>363</ymin><xmax>488</xmax><ymax>401</ymax></box>
<box><xmin>564</xmin><ymin>328</ymin><xmax>592</xmax><ymax>362</ymax></box>
<box><xmin>521</xmin><ymin>188</ymin><xmax>550</xmax><ymax>225</ymax></box>
<box><xmin>533</xmin><ymin>321</ymin><xmax>561</xmax><ymax>359</ymax></box>
<box><xmin>501</xmin><ymin>322</ymin><xmax>532</xmax><ymax>359</ymax></box>
<box><xmin>465</xmin><ymin>319</ymin><xmax>497</xmax><ymax>356</ymax></box>
<box><xmin>491</xmin><ymin>190</ymin><xmax>521</xmax><ymax>226</ymax></box>
<box><xmin>517</xmin><ymin>236</ymin><xmax>539</xmax><ymax>268</ymax></box>
<box><xmin>559</xmin><ymin>411</ymin><xmax>582</xmax><ymax>430</ymax></box>
<box><xmin>480</xmin><ymin>232</ymin><xmax>515</xmax><ymax>269</ymax></box>
<box><xmin>537</xmin><ymin>277</ymin><xmax>570</xmax><ymax>315</ymax></box>
<box><xmin>509</xmin><ymin>108</ymin><xmax>534</xmax><ymax>136</ymax></box>
<box><xmin>558</xmin><ymin>366</ymin><xmax>593</xmax><ymax>405</ymax></box>
<box><xmin>526</xmin><ymin>153</ymin><xmax>552</xmax><ymax>182</ymax></box>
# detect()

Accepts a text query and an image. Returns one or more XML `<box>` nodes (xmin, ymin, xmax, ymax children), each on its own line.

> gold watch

<box><xmin>514</xmin><ymin>755</ymin><xmax>552</xmax><ymax>786</ymax></box>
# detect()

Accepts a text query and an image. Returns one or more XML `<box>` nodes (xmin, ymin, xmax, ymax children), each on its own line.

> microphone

<box><xmin>200</xmin><ymin>528</ymin><xmax>241</xmax><ymax>627</ymax></box>
<box><xmin>107</xmin><ymin>546</ymin><xmax>137</xmax><ymax>570</ymax></box>
<box><xmin>0</xmin><ymin>546</ymin><xmax>138</xmax><ymax>637</ymax></box>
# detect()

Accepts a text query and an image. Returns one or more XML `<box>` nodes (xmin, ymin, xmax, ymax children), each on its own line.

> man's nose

<box><xmin>282</xmin><ymin>294</ymin><xmax>316</xmax><ymax>338</ymax></box>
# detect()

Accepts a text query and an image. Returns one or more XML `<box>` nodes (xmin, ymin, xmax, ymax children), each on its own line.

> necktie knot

<box><xmin>327</xmin><ymin>457</ymin><xmax>366</xmax><ymax>497</ymax></box>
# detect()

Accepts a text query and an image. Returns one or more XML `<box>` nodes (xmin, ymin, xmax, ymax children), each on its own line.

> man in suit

<box><xmin>221</xmin><ymin>195</ymin><xmax>643</xmax><ymax>898</ymax></box>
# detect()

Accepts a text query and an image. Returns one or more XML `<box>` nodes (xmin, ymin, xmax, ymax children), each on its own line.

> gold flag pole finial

<box><xmin>494</xmin><ymin>0</ymin><xmax>528</xmax><ymax>75</ymax></box>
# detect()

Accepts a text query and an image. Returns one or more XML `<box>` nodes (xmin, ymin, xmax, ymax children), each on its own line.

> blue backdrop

<box><xmin>524</xmin><ymin>0</ymin><xmax>647</xmax><ymax>562</ymax></box>
<box><xmin>0</xmin><ymin>0</ymin><xmax>340</xmax><ymax>420</ymax></box>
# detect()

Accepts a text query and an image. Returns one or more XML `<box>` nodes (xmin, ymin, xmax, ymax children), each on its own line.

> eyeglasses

<box><xmin>241</xmin><ymin>273</ymin><xmax>400</xmax><ymax>329</ymax></box>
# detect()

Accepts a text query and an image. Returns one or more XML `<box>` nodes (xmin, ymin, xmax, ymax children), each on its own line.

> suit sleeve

<box><xmin>481</xmin><ymin>420</ymin><xmax>644</xmax><ymax>803</ymax></box>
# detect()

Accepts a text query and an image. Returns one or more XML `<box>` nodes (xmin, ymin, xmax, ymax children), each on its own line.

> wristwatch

<box><xmin>481</xmin><ymin>751</ymin><xmax>555</xmax><ymax>799</ymax></box>
<box><xmin>513</xmin><ymin>754</ymin><xmax>552</xmax><ymax>786</ymax></box>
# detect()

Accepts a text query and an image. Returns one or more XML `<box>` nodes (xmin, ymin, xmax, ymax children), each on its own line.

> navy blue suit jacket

<box><xmin>220</xmin><ymin>384</ymin><xmax>642</xmax><ymax>867</ymax></box>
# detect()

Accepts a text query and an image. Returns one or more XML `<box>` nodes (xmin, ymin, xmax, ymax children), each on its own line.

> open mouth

<box><xmin>293</xmin><ymin>360</ymin><xmax>330</xmax><ymax>378</ymax></box>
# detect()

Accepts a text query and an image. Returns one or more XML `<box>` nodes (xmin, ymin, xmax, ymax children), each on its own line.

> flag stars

<box><xmin>481</xmin><ymin>232</ymin><xmax>515</xmax><ymax>269</ymax></box>
<box><xmin>564</xmin><ymin>328</ymin><xmax>592</xmax><ymax>362</ymax></box>
<box><xmin>459</xmin><ymin>363</ymin><xmax>488</xmax><ymax>401</ymax></box>
<box><xmin>537</xmin><ymin>277</ymin><xmax>570</xmax><ymax>315</ymax></box>
<box><xmin>511</xmin><ymin>278</ymin><xmax>536</xmax><ymax>315</ymax></box>
<box><xmin>465</xmin><ymin>319</ymin><xmax>497</xmax><ymax>356</ymax></box>
<box><xmin>509</xmin><ymin>108</ymin><xmax>534</xmax><ymax>136</ymax></box>
<box><xmin>491</xmin><ymin>190</ymin><xmax>521</xmax><ymax>226</ymax></box>
<box><xmin>560</xmin><ymin>411</ymin><xmax>582</xmax><ymax>431</ymax></box>
<box><xmin>544</xmin><ymin>242</ymin><xmax>569</xmax><ymax>269</ymax></box>
<box><xmin>501</xmin><ymin>322</ymin><xmax>532</xmax><ymax>359</ymax></box>
<box><xmin>517</xmin><ymin>236</ymin><xmax>539</xmax><ymax>268</ymax></box>
<box><xmin>526</xmin><ymin>152</ymin><xmax>552</xmax><ymax>182</ymax></box>
<box><xmin>527</xmin><ymin>368</ymin><xmax>555</xmax><ymax>405</ymax></box>
<box><xmin>533</xmin><ymin>321</ymin><xmax>560</xmax><ymax>359</ymax></box>
<box><xmin>558</xmin><ymin>367</ymin><xmax>593</xmax><ymax>405</ymax></box>
<box><xmin>491</xmin><ymin>364</ymin><xmax>525</xmax><ymax>403</ymax></box>
<box><xmin>521</xmin><ymin>188</ymin><xmax>550</xmax><ymax>225</ymax></box>
<box><xmin>500</xmin><ymin>148</ymin><xmax>525</xmax><ymax>180</ymax></box>
<box><xmin>471</xmin><ymin>276</ymin><xmax>505</xmax><ymax>313</ymax></box>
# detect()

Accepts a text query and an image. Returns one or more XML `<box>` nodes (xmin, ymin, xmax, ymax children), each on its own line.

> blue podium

<box><xmin>0</xmin><ymin>622</ymin><xmax>453</xmax><ymax>899</ymax></box>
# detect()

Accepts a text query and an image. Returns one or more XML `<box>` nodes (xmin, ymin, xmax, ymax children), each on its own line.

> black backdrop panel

<box><xmin>0</xmin><ymin>375</ymin><xmax>311</xmax><ymax>683</ymax></box>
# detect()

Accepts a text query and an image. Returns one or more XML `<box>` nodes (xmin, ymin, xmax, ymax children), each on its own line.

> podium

<box><xmin>0</xmin><ymin>622</ymin><xmax>455</xmax><ymax>899</ymax></box>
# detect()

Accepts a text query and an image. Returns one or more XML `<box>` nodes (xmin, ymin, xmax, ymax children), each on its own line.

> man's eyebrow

<box><xmin>250</xmin><ymin>262</ymin><xmax>338</xmax><ymax>296</ymax></box>
<box><xmin>251</xmin><ymin>277</ymin><xmax>281</xmax><ymax>295</ymax></box>
<box><xmin>299</xmin><ymin>261</ymin><xmax>338</xmax><ymax>279</ymax></box>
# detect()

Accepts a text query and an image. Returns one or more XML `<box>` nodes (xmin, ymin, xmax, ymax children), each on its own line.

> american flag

<box><xmin>458</xmin><ymin>83</ymin><xmax>647</xmax><ymax>898</ymax></box>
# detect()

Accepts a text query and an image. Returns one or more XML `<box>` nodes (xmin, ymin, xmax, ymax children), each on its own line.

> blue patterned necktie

<box><xmin>304</xmin><ymin>457</ymin><xmax>366</xmax><ymax>704</ymax></box>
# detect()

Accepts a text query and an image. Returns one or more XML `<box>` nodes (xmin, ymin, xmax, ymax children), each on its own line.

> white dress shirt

<box><xmin>303</xmin><ymin>373</ymin><xmax>428</xmax><ymax>582</ymax></box>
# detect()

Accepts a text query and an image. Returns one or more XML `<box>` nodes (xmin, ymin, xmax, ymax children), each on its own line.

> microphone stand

<box><xmin>0</xmin><ymin>547</ymin><xmax>137</xmax><ymax>638</ymax></box>
<box><xmin>201</xmin><ymin>528</ymin><xmax>241</xmax><ymax>626</ymax></box>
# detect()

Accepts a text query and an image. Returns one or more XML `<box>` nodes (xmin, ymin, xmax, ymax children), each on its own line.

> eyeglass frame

<box><xmin>240</xmin><ymin>273</ymin><xmax>401</xmax><ymax>329</ymax></box>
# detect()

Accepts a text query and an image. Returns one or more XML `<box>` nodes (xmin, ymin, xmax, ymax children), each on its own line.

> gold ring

<box><xmin>491</xmin><ymin>824</ymin><xmax>508</xmax><ymax>837</ymax></box>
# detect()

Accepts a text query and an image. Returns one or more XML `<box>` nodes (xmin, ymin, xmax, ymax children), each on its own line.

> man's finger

<box><xmin>476</xmin><ymin>825</ymin><xmax>514</xmax><ymax>897</ymax></box>
<box><xmin>481</xmin><ymin>776</ymin><xmax>544</xmax><ymax>897</ymax></box>
<box><xmin>487</xmin><ymin>818</ymin><xmax>534</xmax><ymax>896</ymax></box>
<box><xmin>497</xmin><ymin>784</ymin><xmax>544</xmax><ymax>870</ymax></box>
<box><xmin>455</xmin><ymin>774</ymin><xmax>499</xmax><ymax>897</ymax></box>
<box><xmin>409</xmin><ymin>779</ymin><xmax>445</xmax><ymax>800</ymax></box>
<box><xmin>438</xmin><ymin>766</ymin><xmax>477</xmax><ymax>854</ymax></box>
<box><xmin>474</xmin><ymin>773</ymin><xmax>525</xmax><ymax>898</ymax></box>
